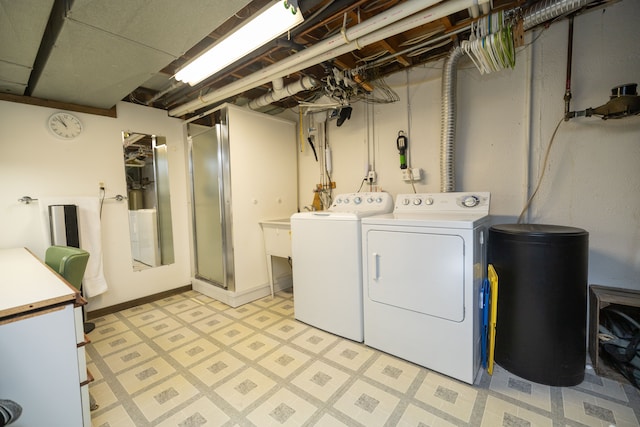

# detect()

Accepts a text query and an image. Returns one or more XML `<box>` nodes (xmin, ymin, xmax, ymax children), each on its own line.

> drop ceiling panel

<box><xmin>0</xmin><ymin>0</ymin><xmax>55</xmax><ymax>94</ymax></box>
<box><xmin>67</xmin><ymin>0</ymin><xmax>252</xmax><ymax>57</ymax></box>
<box><xmin>0</xmin><ymin>80</ymin><xmax>27</xmax><ymax>96</ymax></box>
<box><xmin>0</xmin><ymin>61</ymin><xmax>30</xmax><ymax>93</ymax></box>
<box><xmin>30</xmin><ymin>19</ymin><xmax>177</xmax><ymax>108</ymax></box>
<box><xmin>30</xmin><ymin>0</ymin><xmax>251</xmax><ymax>108</ymax></box>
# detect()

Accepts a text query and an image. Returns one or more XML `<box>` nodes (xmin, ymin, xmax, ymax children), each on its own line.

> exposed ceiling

<box><xmin>0</xmin><ymin>0</ymin><xmax>615</xmax><ymax>121</ymax></box>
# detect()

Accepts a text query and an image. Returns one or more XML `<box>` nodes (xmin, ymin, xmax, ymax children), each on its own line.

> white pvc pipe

<box><xmin>248</xmin><ymin>76</ymin><xmax>318</xmax><ymax>109</ymax></box>
<box><xmin>272</xmin><ymin>77</ymin><xmax>284</xmax><ymax>91</ymax></box>
<box><xmin>468</xmin><ymin>0</ymin><xmax>480</xmax><ymax>18</ymax></box>
<box><xmin>479</xmin><ymin>0</ymin><xmax>491</xmax><ymax>15</ymax></box>
<box><xmin>277</xmin><ymin>0</ymin><xmax>475</xmax><ymax>85</ymax></box>
<box><xmin>170</xmin><ymin>0</ymin><xmax>453</xmax><ymax>116</ymax></box>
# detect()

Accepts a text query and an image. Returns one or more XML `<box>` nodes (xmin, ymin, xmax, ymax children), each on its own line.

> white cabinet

<box><xmin>0</xmin><ymin>248</ymin><xmax>91</xmax><ymax>426</ymax></box>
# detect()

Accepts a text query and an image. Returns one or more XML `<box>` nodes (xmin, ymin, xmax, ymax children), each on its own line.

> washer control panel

<box><xmin>330</xmin><ymin>192</ymin><xmax>394</xmax><ymax>214</ymax></box>
<box><xmin>395</xmin><ymin>192</ymin><xmax>490</xmax><ymax>213</ymax></box>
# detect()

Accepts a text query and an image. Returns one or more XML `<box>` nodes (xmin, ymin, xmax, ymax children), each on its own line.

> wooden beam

<box><xmin>378</xmin><ymin>40</ymin><xmax>410</xmax><ymax>67</ymax></box>
<box><xmin>0</xmin><ymin>93</ymin><xmax>118</xmax><ymax>118</ymax></box>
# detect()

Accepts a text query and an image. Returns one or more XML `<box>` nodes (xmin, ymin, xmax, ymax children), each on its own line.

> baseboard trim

<box><xmin>191</xmin><ymin>275</ymin><xmax>292</xmax><ymax>307</ymax></box>
<box><xmin>86</xmin><ymin>285</ymin><xmax>192</xmax><ymax>319</ymax></box>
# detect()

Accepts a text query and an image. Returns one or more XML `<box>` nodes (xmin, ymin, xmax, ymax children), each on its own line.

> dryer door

<box><xmin>365</xmin><ymin>229</ymin><xmax>465</xmax><ymax>322</ymax></box>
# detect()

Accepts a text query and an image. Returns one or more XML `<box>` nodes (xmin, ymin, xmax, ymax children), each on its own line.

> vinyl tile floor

<box><xmin>87</xmin><ymin>289</ymin><xmax>640</xmax><ymax>426</ymax></box>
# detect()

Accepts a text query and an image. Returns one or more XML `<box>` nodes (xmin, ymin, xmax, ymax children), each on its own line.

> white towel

<box><xmin>39</xmin><ymin>197</ymin><xmax>108</xmax><ymax>297</ymax></box>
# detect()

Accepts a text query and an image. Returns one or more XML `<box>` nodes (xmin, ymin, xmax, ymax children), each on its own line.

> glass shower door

<box><xmin>189</xmin><ymin>124</ymin><xmax>233</xmax><ymax>289</ymax></box>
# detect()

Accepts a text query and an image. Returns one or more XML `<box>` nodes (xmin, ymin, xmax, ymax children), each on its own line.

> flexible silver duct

<box><xmin>440</xmin><ymin>47</ymin><xmax>464</xmax><ymax>193</ymax></box>
<box><xmin>439</xmin><ymin>0</ymin><xmax>595</xmax><ymax>192</ymax></box>
<box><xmin>523</xmin><ymin>0</ymin><xmax>591</xmax><ymax>30</ymax></box>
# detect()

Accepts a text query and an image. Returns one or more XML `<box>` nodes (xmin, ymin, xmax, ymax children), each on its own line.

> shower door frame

<box><xmin>188</xmin><ymin>111</ymin><xmax>235</xmax><ymax>291</ymax></box>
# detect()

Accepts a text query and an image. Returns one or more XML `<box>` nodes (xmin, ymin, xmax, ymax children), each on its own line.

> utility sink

<box><xmin>259</xmin><ymin>218</ymin><xmax>292</xmax><ymax>297</ymax></box>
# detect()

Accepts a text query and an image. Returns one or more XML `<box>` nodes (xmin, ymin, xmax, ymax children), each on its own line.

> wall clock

<box><xmin>47</xmin><ymin>112</ymin><xmax>83</xmax><ymax>139</ymax></box>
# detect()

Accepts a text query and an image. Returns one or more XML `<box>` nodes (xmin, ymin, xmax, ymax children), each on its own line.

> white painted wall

<box><xmin>0</xmin><ymin>101</ymin><xmax>191</xmax><ymax>311</ymax></box>
<box><xmin>293</xmin><ymin>0</ymin><xmax>640</xmax><ymax>290</ymax></box>
<box><xmin>294</xmin><ymin>49</ymin><xmax>529</xmax><ymax>217</ymax></box>
<box><xmin>0</xmin><ymin>0</ymin><xmax>637</xmax><ymax>313</ymax></box>
<box><xmin>528</xmin><ymin>3</ymin><xmax>640</xmax><ymax>288</ymax></box>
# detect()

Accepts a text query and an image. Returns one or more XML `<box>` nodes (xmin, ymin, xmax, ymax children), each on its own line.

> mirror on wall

<box><xmin>122</xmin><ymin>131</ymin><xmax>175</xmax><ymax>271</ymax></box>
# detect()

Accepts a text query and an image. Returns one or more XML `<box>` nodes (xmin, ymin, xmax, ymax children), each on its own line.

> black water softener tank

<box><xmin>488</xmin><ymin>224</ymin><xmax>589</xmax><ymax>386</ymax></box>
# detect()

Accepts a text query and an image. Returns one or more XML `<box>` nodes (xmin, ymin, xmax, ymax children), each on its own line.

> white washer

<box><xmin>361</xmin><ymin>192</ymin><xmax>490</xmax><ymax>384</ymax></box>
<box><xmin>291</xmin><ymin>192</ymin><xmax>393</xmax><ymax>341</ymax></box>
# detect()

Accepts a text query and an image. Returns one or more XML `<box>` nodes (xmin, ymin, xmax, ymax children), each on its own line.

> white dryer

<box><xmin>361</xmin><ymin>192</ymin><xmax>490</xmax><ymax>384</ymax></box>
<box><xmin>291</xmin><ymin>192</ymin><xmax>393</xmax><ymax>342</ymax></box>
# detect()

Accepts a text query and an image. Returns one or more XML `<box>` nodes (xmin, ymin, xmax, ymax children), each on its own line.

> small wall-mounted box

<box><xmin>401</xmin><ymin>168</ymin><xmax>421</xmax><ymax>181</ymax></box>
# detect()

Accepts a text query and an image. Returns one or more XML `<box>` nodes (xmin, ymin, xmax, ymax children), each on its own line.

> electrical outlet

<box><xmin>401</xmin><ymin>168</ymin><xmax>421</xmax><ymax>181</ymax></box>
<box><xmin>367</xmin><ymin>171</ymin><xmax>377</xmax><ymax>183</ymax></box>
<box><xmin>99</xmin><ymin>181</ymin><xmax>105</xmax><ymax>190</ymax></box>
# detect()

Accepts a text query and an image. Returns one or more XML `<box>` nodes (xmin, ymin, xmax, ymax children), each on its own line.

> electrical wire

<box><xmin>99</xmin><ymin>187</ymin><xmax>106</xmax><ymax>218</ymax></box>
<box><xmin>405</xmin><ymin>70</ymin><xmax>417</xmax><ymax>194</ymax></box>
<box><xmin>351</xmin><ymin>71</ymin><xmax>400</xmax><ymax>104</ymax></box>
<box><xmin>517</xmin><ymin>117</ymin><xmax>563</xmax><ymax>224</ymax></box>
<box><xmin>409</xmin><ymin>170</ymin><xmax>417</xmax><ymax>193</ymax></box>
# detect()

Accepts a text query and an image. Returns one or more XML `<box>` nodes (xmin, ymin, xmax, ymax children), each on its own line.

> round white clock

<box><xmin>47</xmin><ymin>112</ymin><xmax>83</xmax><ymax>139</ymax></box>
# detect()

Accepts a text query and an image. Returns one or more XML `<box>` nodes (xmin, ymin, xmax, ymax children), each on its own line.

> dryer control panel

<box><xmin>394</xmin><ymin>192</ymin><xmax>490</xmax><ymax>213</ymax></box>
<box><xmin>330</xmin><ymin>192</ymin><xmax>394</xmax><ymax>214</ymax></box>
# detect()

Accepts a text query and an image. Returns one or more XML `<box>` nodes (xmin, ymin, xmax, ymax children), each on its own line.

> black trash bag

<box><xmin>599</xmin><ymin>305</ymin><xmax>640</xmax><ymax>388</ymax></box>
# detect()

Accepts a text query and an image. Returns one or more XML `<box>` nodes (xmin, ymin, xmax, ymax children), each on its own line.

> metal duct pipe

<box><xmin>440</xmin><ymin>47</ymin><xmax>464</xmax><ymax>193</ymax></box>
<box><xmin>146</xmin><ymin>81</ymin><xmax>183</xmax><ymax>106</ymax></box>
<box><xmin>171</xmin><ymin>0</ymin><xmax>463</xmax><ymax>117</ymax></box>
<box><xmin>439</xmin><ymin>0</ymin><xmax>595</xmax><ymax>192</ymax></box>
<box><xmin>248</xmin><ymin>76</ymin><xmax>319</xmax><ymax>109</ymax></box>
<box><xmin>523</xmin><ymin>0</ymin><xmax>591</xmax><ymax>30</ymax></box>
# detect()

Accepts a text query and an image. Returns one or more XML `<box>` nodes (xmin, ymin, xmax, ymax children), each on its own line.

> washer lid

<box><xmin>362</xmin><ymin>212</ymin><xmax>490</xmax><ymax>228</ymax></box>
<box><xmin>291</xmin><ymin>211</ymin><xmax>361</xmax><ymax>221</ymax></box>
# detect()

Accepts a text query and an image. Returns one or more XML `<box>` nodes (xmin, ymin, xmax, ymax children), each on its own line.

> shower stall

<box><xmin>188</xmin><ymin>104</ymin><xmax>297</xmax><ymax>306</ymax></box>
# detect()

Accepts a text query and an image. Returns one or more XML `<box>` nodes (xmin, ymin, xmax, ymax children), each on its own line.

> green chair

<box><xmin>45</xmin><ymin>246</ymin><xmax>90</xmax><ymax>291</ymax></box>
<box><xmin>45</xmin><ymin>245</ymin><xmax>94</xmax><ymax>332</ymax></box>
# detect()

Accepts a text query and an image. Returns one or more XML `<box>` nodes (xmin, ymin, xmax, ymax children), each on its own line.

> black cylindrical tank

<box><xmin>488</xmin><ymin>224</ymin><xmax>589</xmax><ymax>386</ymax></box>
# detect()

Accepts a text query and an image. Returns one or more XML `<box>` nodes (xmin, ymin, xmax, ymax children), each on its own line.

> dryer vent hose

<box><xmin>439</xmin><ymin>0</ymin><xmax>595</xmax><ymax>193</ymax></box>
<box><xmin>440</xmin><ymin>47</ymin><xmax>464</xmax><ymax>193</ymax></box>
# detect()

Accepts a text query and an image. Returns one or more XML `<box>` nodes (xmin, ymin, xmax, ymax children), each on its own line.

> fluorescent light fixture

<box><xmin>175</xmin><ymin>1</ymin><xmax>304</xmax><ymax>86</ymax></box>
